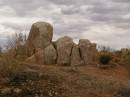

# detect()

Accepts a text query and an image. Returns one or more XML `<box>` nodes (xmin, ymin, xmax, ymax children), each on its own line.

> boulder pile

<box><xmin>26</xmin><ymin>21</ymin><xmax>97</xmax><ymax>66</ymax></box>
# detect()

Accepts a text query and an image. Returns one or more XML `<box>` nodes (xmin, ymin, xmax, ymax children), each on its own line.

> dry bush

<box><xmin>98</xmin><ymin>45</ymin><xmax>114</xmax><ymax>52</ymax></box>
<box><xmin>116</xmin><ymin>86</ymin><xmax>130</xmax><ymax>97</ymax></box>
<box><xmin>0</xmin><ymin>54</ymin><xmax>23</xmax><ymax>78</ymax></box>
<box><xmin>99</xmin><ymin>52</ymin><xmax>111</xmax><ymax>65</ymax></box>
<box><xmin>0</xmin><ymin>32</ymin><xmax>27</xmax><ymax>79</ymax></box>
<box><xmin>98</xmin><ymin>45</ymin><xmax>116</xmax><ymax>66</ymax></box>
<box><xmin>0</xmin><ymin>45</ymin><xmax>2</xmax><ymax>55</ymax></box>
<box><xmin>6</xmin><ymin>32</ymin><xmax>27</xmax><ymax>60</ymax></box>
<box><xmin>121</xmin><ymin>50</ymin><xmax>130</xmax><ymax>62</ymax></box>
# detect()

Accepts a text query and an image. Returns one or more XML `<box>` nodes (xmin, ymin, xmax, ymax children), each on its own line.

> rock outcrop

<box><xmin>26</xmin><ymin>50</ymin><xmax>44</xmax><ymax>65</ymax></box>
<box><xmin>71</xmin><ymin>44</ymin><xmax>83</xmax><ymax>66</ymax></box>
<box><xmin>26</xmin><ymin>21</ymin><xmax>97</xmax><ymax>66</ymax></box>
<box><xmin>26</xmin><ymin>22</ymin><xmax>53</xmax><ymax>56</ymax></box>
<box><xmin>55</xmin><ymin>36</ymin><xmax>74</xmax><ymax>65</ymax></box>
<box><xmin>44</xmin><ymin>44</ymin><xmax>57</xmax><ymax>65</ymax></box>
<box><xmin>79</xmin><ymin>39</ymin><xmax>97</xmax><ymax>65</ymax></box>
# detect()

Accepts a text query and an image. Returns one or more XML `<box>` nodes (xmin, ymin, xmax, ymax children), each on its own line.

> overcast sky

<box><xmin>0</xmin><ymin>0</ymin><xmax>130</xmax><ymax>49</ymax></box>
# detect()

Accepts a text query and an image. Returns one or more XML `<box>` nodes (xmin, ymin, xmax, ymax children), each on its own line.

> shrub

<box><xmin>6</xmin><ymin>32</ymin><xmax>28</xmax><ymax>60</ymax></box>
<box><xmin>98</xmin><ymin>45</ymin><xmax>114</xmax><ymax>52</ymax></box>
<box><xmin>99</xmin><ymin>53</ymin><xmax>111</xmax><ymax>65</ymax></box>
<box><xmin>0</xmin><ymin>54</ymin><xmax>23</xmax><ymax>78</ymax></box>
<box><xmin>116</xmin><ymin>86</ymin><xmax>130</xmax><ymax>97</ymax></box>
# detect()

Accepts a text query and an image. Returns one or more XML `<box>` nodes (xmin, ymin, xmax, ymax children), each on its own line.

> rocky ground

<box><xmin>0</xmin><ymin>63</ymin><xmax>130</xmax><ymax>97</ymax></box>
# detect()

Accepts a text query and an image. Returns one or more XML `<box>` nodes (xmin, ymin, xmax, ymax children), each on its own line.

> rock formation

<box><xmin>55</xmin><ymin>36</ymin><xmax>74</xmax><ymax>65</ymax></box>
<box><xmin>26</xmin><ymin>50</ymin><xmax>44</xmax><ymax>65</ymax></box>
<box><xmin>71</xmin><ymin>44</ymin><xmax>83</xmax><ymax>66</ymax></box>
<box><xmin>26</xmin><ymin>21</ymin><xmax>97</xmax><ymax>66</ymax></box>
<box><xmin>44</xmin><ymin>44</ymin><xmax>57</xmax><ymax>65</ymax></box>
<box><xmin>79</xmin><ymin>39</ymin><xmax>97</xmax><ymax>65</ymax></box>
<box><xmin>26</xmin><ymin>44</ymin><xmax>57</xmax><ymax>65</ymax></box>
<box><xmin>26</xmin><ymin>22</ymin><xmax>53</xmax><ymax>56</ymax></box>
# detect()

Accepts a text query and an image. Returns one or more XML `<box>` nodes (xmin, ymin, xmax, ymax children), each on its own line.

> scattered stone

<box><xmin>9</xmin><ymin>67</ymin><xmax>43</xmax><ymax>85</ymax></box>
<box><xmin>13</xmin><ymin>88</ymin><xmax>22</xmax><ymax>94</ymax></box>
<box><xmin>0</xmin><ymin>87</ymin><xmax>12</xmax><ymax>95</ymax></box>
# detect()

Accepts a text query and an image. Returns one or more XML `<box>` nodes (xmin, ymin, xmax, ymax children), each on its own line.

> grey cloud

<box><xmin>48</xmin><ymin>0</ymin><xmax>103</xmax><ymax>5</ymax></box>
<box><xmin>115</xmin><ymin>23</ymin><xmax>130</xmax><ymax>29</ymax></box>
<box><xmin>112</xmin><ymin>0</ymin><xmax>130</xmax><ymax>3</ymax></box>
<box><xmin>1</xmin><ymin>0</ymin><xmax>51</xmax><ymax>16</ymax></box>
<box><xmin>0</xmin><ymin>0</ymin><xmax>103</xmax><ymax>16</ymax></box>
<box><xmin>2</xmin><ymin>22</ymin><xmax>24</xmax><ymax>31</ymax></box>
<box><xmin>90</xmin><ymin>6</ymin><xmax>128</xmax><ymax>15</ymax></box>
<box><xmin>61</xmin><ymin>6</ymin><xmax>80</xmax><ymax>15</ymax></box>
<box><xmin>0</xmin><ymin>0</ymin><xmax>130</xmax><ymax>49</ymax></box>
<box><xmin>90</xmin><ymin>14</ymin><xmax>130</xmax><ymax>23</ymax></box>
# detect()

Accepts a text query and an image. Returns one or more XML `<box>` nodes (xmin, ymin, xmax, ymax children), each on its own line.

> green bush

<box><xmin>99</xmin><ymin>53</ymin><xmax>111</xmax><ymax>65</ymax></box>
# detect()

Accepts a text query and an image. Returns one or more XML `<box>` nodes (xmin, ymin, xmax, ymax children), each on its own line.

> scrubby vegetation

<box><xmin>0</xmin><ymin>53</ymin><xmax>23</xmax><ymax>78</ymax></box>
<box><xmin>6</xmin><ymin>32</ymin><xmax>28</xmax><ymax>60</ymax></box>
<box><xmin>99</xmin><ymin>53</ymin><xmax>111</xmax><ymax>65</ymax></box>
<box><xmin>0</xmin><ymin>32</ymin><xmax>27</xmax><ymax>79</ymax></box>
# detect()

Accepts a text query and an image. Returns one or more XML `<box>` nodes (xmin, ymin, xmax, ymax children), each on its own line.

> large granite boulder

<box><xmin>78</xmin><ymin>39</ymin><xmax>97</xmax><ymax>65</ymax></box>
<box><xmin>71</xmin><ymin>44</ymin><xmax>83</xmax><ymax>66</ymax></box>
<box><xmin>44</xmin><ymin>44</ymin><xmax>57</xmax><ymax>65</ymax></box>
<box><xmin>55</xmin><ymin>36</ymin><xmax>74</xmax><ymax>65</ymax></box>
<box><xmin>26</xmin><ymin>22</ymin><xmax>53</xmax><ymax>56</ymax></box>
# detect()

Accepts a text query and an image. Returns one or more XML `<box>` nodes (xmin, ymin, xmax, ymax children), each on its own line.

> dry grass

<box><xmin>0</xmin><ymin>54</ymin><xmax>23</xmax><ymax>78</ymax></box>
<box><xmin>0</xmin><ymin>62</ymin><xmax>130</xmax><ymax>97</ymax></box>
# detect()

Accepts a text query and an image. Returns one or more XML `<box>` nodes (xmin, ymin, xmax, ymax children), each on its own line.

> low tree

<box><xmin>6</xmin><ymin>32</ymin><xmax>26</xmax><ymax>49</ymax></box>
<box><xmin>98</xmin><ymin>45</ymin><xmax>114</xmax><ymax>52</ymax></box>
<box><xmin>6</xmin><ymin>32</ymin><xmax>27</xmax><ymax>60</ymax></box>
<box><xmin>99</xmin><ymin>53</ymin><xmax>111</xmax><ymax>65</ymax></box>
<box><xmin>0</xmin><ymin>45</ymin><xmax>3</xmax><ymax>56</ymax></box>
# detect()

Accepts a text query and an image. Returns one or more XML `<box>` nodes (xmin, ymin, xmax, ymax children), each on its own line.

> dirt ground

<box><xmin>0</xmin><ymin>63</ymin><xmax>130</xmax><ymax>97</ymax></box>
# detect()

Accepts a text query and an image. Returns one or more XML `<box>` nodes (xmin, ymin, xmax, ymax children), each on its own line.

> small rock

<box><xmin>13</xmin><ymin>88</ymin><xmax>22</xmax><ymax>94</ymax></box>
<box><xmin>1</xmin><ymin>87</ymin><xmax>12</xmax><ymax>95</ymax></box>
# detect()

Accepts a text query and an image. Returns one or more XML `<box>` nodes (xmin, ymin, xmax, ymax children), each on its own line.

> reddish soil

<box><xmin>0</xmin><ymin>63</ymin><xmax>130</xmax><ymax>97</ymax></box>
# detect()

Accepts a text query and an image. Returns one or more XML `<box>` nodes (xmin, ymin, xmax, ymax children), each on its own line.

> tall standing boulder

<box><xmin>71</xmin><ymin>44</ymin><xmax>83</xmax><ymax>66</ymax></box>
<box><xmin>44</xmin><ymin>44</ymin><xmax>57</xmax><ymax>65</ymax></box>
<box><xmin>78</xmin><ymin>39</ymin><xmax>97</xmax><ymax>65</ymax></box>
<box><xmin>91</xmin><ymin>43</ymin><xmax>98</xmax><ymax>62</ymax></box>
<box><xmin>55</xmin><ymin>36</ymin><xmax>74</xmax><ymax>65</ymax></box>
<box><xmin>26</xmin><ymin>22</ymin><xmax>53</xmax><ymax>56</ymax></box>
